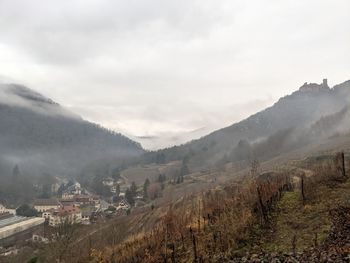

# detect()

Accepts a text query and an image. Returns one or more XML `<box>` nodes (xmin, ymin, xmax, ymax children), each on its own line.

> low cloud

<box><xmin>68</xmin><ymin>97</ymin><xmax>274</xmax><ymax>149</ymax></box>
<box><xmin>0</xmin><ymin>83</ymin><xmax>80</xmax><ymax>119</ymax></box>
<box><xmin>0</xmin><ymin>0</ymin><xmax>349</xmax><ymax>149</ymax></box>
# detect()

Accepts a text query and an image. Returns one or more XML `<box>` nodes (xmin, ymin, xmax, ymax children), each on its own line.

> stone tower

<box><xmin>323</xmin><ymin>78</ymin><xmax>328</xmax><ymax>88</ymax></box>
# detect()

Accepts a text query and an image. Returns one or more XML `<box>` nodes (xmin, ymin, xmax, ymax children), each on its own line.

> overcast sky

<box><xmin>0</xmin><ymin>0</ymin><xmax>349</xmax><ymax>149</ymax></box>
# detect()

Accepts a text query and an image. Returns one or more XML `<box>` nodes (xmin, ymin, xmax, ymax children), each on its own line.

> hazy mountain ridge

<box><xmin>1</xmin><ymin>79</ymin><xmax>349</xmax><ymax>178</ymax></box>
<box><xmin>0</xmin><ymin>83</ymin><xmax>144</xmax><ymax>177</ymax></box>
<box><xmin>144</xmin><ymin>79</ymin><xmax>350</xmax><ymax>170</ymax></box>
<box><xmin>4</xmin><ymin>84</ymin><xmax>58</xmax><ymax>105</ymax></box>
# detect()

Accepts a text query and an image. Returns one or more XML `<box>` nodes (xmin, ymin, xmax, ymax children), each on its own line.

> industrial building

<box><xmin>0</xmin><ymin>215</ymin><xmax>45</xmax><ymax>240</ymax></box>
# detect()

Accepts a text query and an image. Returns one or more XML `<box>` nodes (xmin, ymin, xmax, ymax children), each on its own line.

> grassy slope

<box><xmin>257</xmin><ymin>173</ymin><xmax>350</xmax><ymax>253</ymax></box>
<box><xmin>121</xmin><ymin>162</ymin><xmax>181</xmax><ymax>185</ymax></box>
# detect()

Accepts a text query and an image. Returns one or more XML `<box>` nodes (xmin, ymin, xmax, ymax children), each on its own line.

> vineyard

<box><xmin>21</xmin><ymin>152</ymin><xmax>348</xmax><ymax>263</ymax></box>
<box><xmin>91</xmin><ymin>166</ymin><xmax>295</xmax><ymax>262</ymax></box>
<box><xmin>89</xmin><ymin>151</ymin><xmax>349</xmax><ymax>263</ymax></box>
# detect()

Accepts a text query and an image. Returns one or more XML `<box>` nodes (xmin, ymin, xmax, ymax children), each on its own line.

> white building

<box><xmin>102</xmin><ymin>177</ymin><xmax>114</xmax><ymax>187</ymax></box>
<box><xmin>111</xmin><ymin>185</ymin><xmax>117</xmax><ymax>194</ymax></box>
<box><xmin>33</xmin><ymin>199</ymin><xmax>61</xmax><ymax>213</ymax></box>
<box><xmin>0</xmin><ymin>217</ymin><xmax>45</xmax><ymax>240</ymax></box>
<box><xmin>32</xmin><ymin>234</ymin><xmax>49</xmax><ymax>243</ymax></box>
<box><xmin>73</xmin><ymin>182</ymin><xmax>81</xmax><ymax>195</ymax></box>
<box><xmin>0</xmin><ymin>204</ymin><xmax>7</xmax><ymax>214</ymax></box>
<box><xmin>61</xmin><ymin>182</ymin><xmax>82</xmax><ymax>199</ymax></box>
<box><xmin>81</xmin><ymin>211</ymin><xmax>92</xmax><ymax>225</ymax></box>
<box><xmin>61</xmin><ymin>192</ymin><xmax>75</xmax><ymax>200</ymax></box>
<box><xmin>49</xmin><ymin>205</ymin><xmax>82</xmax><ymax>227</ymax></box>
<box><xmin>42</xmin><ymin>211</ymin><xmax>52</xmax><ymax>220</ymax></box>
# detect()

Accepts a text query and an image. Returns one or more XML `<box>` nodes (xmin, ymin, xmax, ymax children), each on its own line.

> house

<box><xmin>81</xmin><ymin>210</ymin><xmax>93</xmax><ymax>225</ymax></box>
<box><xmin>61</xmin><ymin>192</ymin><xmax>75</xmax><ymax>200</ymax></box>
<box><xmin>0</xmin><ymin>203</ymin><xmax>7</xmax><ymax>214</ymax></box>
<box><xmin>73</xmin><ymin>182</ymin><xmax>81</xmax><ymax>195</ymax></box>
<box><xmin>34</xmin><ymin>199</ymin><xmax>61</xmax><ymax>213</ymax></box>
<box><xmin>59</xmin><ymin>199</ymin><xmax>76</xmax><ymax>207</ymax></box>
<box><xmin>74</xmin><ymin>195</ymin><xmax>94</xmax><ymax>206</ymax></box>
<box><xmin>135</xmin><ymin>194</ymin><xmax>143</xmax><ymax>200</ymax></box>
<box><xmin>92</xmin><ymin>196</ymin><xmax>101</xmax><ymax>209</ymax></box>
<box><xmin>61</xmin><ymin>182</ymin><xmax>82</xmax><ymax>199</ymax></box>
<box><xmin>42</xmin><ymin>210</ymin><xmax>52</xmax><ymax>220</ymax></box>
<box><xmin>49</xmin><ymin>205</ymin><xmax>82</xmax><ymax>227</ymax></box>
<box><xmin>111</xmin><ymin>185</ymin><xmax>118</xmax><ymax>194</ymax></box>
<box><xmin>116</xmin><ymin>199</ymin><xmax>130</xmax><ymax>211</ymax></box>
<box><xmin>6</xmin><ymin>209</ymin><xmax>16</xmax><ymax>215</ymax></box>
<box><xmin>102</xmin><ymin>177</ymin><xmax>114</xmax><ymax>187</ymax></box>
<box><xmin>32</xmin><ymin>234</ymin><xmax>49</xmax><ymax>243</ymax></box>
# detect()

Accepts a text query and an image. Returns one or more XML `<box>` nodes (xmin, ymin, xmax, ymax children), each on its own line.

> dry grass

<box><xmin>254</xmin><ymin>154</ymin><xmax>350</xmax><ymax>253</ymax></box>
<box><xmin>85</xmin><ymin>170</ymin><xmax>293</xmax><ymax>262</ymax></box>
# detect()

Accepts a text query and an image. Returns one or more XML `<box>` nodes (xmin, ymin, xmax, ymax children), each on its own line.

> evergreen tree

<box><xmin>93</xmin><ymin>175</ymin><xmax>112</xmax><ymax>197</ymax></box>
<box><xmin>180</xmin><ymin>162</ymin><xmax>189</xmax><ymax>176</ymax></box>
<box><xmin>143</xmin><ymin>178</ymin><xmax>150</xmax><ymax>199</ymax></box>
<box><xmin>130</xmin><ymin>181</ymin><xmax>137</xmax><ymax>197</ymax></box>
<box><xmin>16</xmin><ymin>204</ymin><xmax>38</xmax><ymax>217</ymax></box>
<box><xmin>157</xmin><ymin>174</ymin><xmax>166</xmax><ymax>183</ymax></box>
<box><xmin>125</xmin><ymin>188</ymin><xmax>135</xmax><ymax>206</ymax></box>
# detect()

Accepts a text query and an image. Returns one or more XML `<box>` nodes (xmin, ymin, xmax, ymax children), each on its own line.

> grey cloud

<box><xmin>0</xmin><ymin>0</ymin><xmax>228</xmax><ymax>64</ymax></box>
<box><xmin>0</xmin><ymin>83</ymin><xmax>80</xmax><ymax>119</ymax></box>
<box><xmin>0</xmin><ymin>0</ymin><xmax>349</xmax><ymax>149</ymax></box>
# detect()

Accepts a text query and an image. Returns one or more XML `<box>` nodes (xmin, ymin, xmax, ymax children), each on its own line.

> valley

<box><xmin>1</xmin><ymin>1</ymin><xmax>349</xmax><ymax>261</ymax></box>
<box><xmin>1</xmin><ymin>79</ymin><xmax>350</xmax><ymax>263</ymax></box>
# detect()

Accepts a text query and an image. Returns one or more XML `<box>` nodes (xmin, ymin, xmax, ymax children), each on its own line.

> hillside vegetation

<box><xmin>0</xmin><ymin>84</ymin><xmax>144</xmax><ymax>177</ymax></box>
<box><xmin>142</xmin><ymin>80</ymin><xmax>350</xmax><ymax>172</ymax></box>
<box><xmin>24</xmin><ymin>151</ymin><xmax>348</xmax><ymax>263</ymax></box>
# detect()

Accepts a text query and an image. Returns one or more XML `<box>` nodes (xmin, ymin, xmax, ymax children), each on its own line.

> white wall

<box><xmin>0</xmin><ymin>218</ymin><xmax>45</xmax><ymax>240</ymax></box>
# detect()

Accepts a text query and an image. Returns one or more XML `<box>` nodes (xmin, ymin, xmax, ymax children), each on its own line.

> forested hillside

<box><xmin>143</xmin><ymin>80</ymin><xmax>350</xmax><ymax>171</ymax></box>
<box><xmin>0</xmin><ymin>84</ymin><xmax>144</xmax><ymax>177</ymax></box>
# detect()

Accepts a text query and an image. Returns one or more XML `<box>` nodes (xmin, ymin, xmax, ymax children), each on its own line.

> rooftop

<box><xmin>34</xmin><ymin>199</ymin><xmax>60</xmax><ymax>206</ymax></box>
<box><xmin>0</xmin><ymin>215</ymin><xmax>27</xmax><ymax>228</ymax></box>
<box><xmin>53</xmin><ymin>205</ymin><xmax>81</xmax><ymax>216</ymax></box>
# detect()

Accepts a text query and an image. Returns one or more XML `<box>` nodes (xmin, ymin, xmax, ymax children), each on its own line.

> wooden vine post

<box><xmin>301</xmin><ymin>174</ymin><xmax>306</xmax><ymax>205</ymax></box>
<box><xmin>190</xmin><ymin>227</ymin><xmax>198</xmax><ymax>262</ymax></box>
<box><xmin>257</xmin><ymin>186</ymin><xmax>267</xmax><ymax>224</ymax></box>
<box><xmin>341</xmin><ymin>152</ymin><xmax>346</xmax><ymax>178</ymax></box>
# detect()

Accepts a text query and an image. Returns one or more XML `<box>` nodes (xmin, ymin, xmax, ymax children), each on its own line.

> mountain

<box><xmin>144</xmin><ymin>79</ymin><xmax>350</xmax><ymax>171</ymax></box>
<box><xmin>1</xmin><ymin>79</ymin><xmax>349</xmax><ymax>179</ymax></box>
<box><xmin>0</xmin><ymin>83</ymin><xmax>144</xmax><ymax>177</ymax></box>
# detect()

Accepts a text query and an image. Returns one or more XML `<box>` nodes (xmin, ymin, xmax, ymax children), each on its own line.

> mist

<box><xmin>0</xmin><ymin>0</ymin><xmax>349</xmax><ymax>149</ymax></box>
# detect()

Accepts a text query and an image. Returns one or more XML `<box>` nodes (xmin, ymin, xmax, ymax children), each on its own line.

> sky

<box><xmin>0</xmin><ymin>0</ymin><xmax>349</xmax><ymax>150</ymax></box>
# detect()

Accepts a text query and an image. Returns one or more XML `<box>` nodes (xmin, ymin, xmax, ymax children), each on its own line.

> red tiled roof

<box><xmin>54</xmin><ymin>205</ymin><xmax>81</xmax><ymax>216</ymax></box>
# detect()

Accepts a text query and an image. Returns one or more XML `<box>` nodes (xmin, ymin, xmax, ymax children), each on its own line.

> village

<box><xmin>0</xmin><ymin>176</ymin><xmax>136</xmax><ymax>257</ymax></box>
